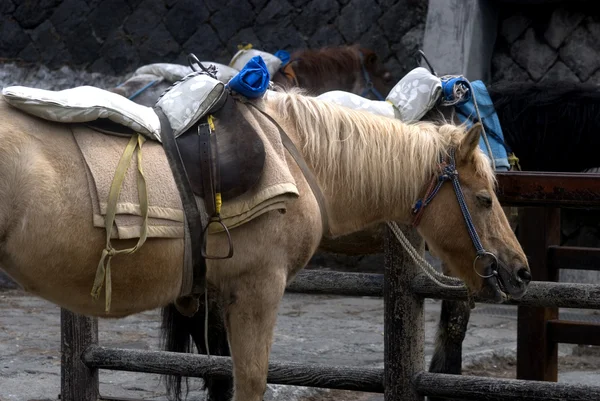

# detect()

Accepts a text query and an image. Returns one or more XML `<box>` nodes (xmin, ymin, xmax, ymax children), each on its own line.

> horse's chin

<box><xmin>477</xmin><ymin>275</ymin><xmax>508</xmax><ymax>304</ymax></box>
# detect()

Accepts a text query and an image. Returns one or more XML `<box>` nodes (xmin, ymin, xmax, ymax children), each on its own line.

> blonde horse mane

<box><xmin>267</xmin><ymin>89</ymin><xmax>496</xmax><ymax>209</ymax></box>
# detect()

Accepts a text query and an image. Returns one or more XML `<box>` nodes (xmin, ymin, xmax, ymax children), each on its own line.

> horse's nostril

<box><xmin>517</xmin><ymin>267</ymin><xmax>532</xmax><ymax>283</ymax></box>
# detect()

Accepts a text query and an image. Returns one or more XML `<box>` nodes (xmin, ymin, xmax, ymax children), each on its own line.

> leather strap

<box><xmin>244</xmin><ymin>101</ymin><xmax>330</xmax><ymax>236</ymax></box>
<box><xmin>154</xmin><ymin>106</ymin><xmax>208</xmax><ymax>297</ymax></box>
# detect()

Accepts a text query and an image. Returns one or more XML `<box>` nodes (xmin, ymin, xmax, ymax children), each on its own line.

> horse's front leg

<box><xmin>223</xmin><ymin>268</ymin><xmax>287</xmax><ymax>401</ymax></box>
<box><xmin>427</xmin><ymin>263</ymin><xmax>471</xmax><ymax>401</ymax></box>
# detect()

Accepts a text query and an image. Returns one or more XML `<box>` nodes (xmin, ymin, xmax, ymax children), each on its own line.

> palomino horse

<box><xmin>109</xmin><ymin>44</ymin><xmax>393</xmax><ymax>106</ymax></box>
<box><xmin>0</xmin><ymin>88</ymin><xmax>530</xmax><ymax>401</ymax></box>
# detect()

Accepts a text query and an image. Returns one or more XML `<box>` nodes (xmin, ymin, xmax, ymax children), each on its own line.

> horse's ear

<box><xmin>458</xmin><ymin>123</ymin><xmax>482</xmax><ymax>163</ymax></box>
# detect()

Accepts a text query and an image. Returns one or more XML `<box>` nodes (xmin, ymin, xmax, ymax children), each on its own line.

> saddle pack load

<box><xmin>1</xmin><ymin>54</ymin><xmax>318</xmax><ymax>316</ymax></box>
<box><xmin>317</xmin><ymin>64</ymin><xmax>513</xmax><ymax>172</ymax></box>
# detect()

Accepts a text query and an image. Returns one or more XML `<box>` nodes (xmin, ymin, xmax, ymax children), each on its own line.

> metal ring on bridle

<box><xmin>473</xmin><ymin>251</ymin><xmax>499</xmax><ymax>279</ymax></box>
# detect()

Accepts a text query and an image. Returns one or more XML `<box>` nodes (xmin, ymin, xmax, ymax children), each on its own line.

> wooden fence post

<box><xmin>384</xmin><ymin>224</ymin><xmax>425</xmax><ymax>401</ymax></box>
<box><xmin>61</xmin><ymin>308</ymin><xmax>99</xmax><ymax>401</ymax></box>
<box><xmin>516</xmin><ymin>207</ymin><xmax>560</xmax><ymax>381</ymax></box>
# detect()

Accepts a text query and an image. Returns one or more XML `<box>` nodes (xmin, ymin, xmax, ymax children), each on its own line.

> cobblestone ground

<box><xmin>2</xmin><ymin>288</ymin><xmax>599</xmax><ymax>401</ymax></box>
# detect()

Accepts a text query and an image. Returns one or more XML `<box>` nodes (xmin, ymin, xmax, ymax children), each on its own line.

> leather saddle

<box><xmin>176</xmin><ymin>93</ymin><xmax>266</xmax><ymax>216</ymax></box>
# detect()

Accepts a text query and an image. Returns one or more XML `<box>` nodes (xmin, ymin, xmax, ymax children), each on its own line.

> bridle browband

<box><xmin>411</xmin><ymin>148</ymin><xmax>499</xmax><ymax>280</ymax></box>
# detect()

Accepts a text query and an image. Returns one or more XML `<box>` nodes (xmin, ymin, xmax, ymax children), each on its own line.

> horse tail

<box><xmin>160</xmin><ymin>289</ymin><xmax>233</xmax><ymax>401</ymax></box>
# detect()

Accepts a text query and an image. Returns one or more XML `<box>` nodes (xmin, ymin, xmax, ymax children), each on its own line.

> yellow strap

<box><xmin>215</xmin><ymin>192</ymin><xmax>222</xmax><ymax>215</ymax></box>
<box><xmin>508</xmin><ymin>152</ymin><xmax>522</xmax><ymax>171</ymax></box>
<box><xmin>207</xmin><ymin>115</ymin><xmax>215</xmax><ymax>131</ymax></box>
<box><xmin>229</xmin><ymin>43</ymin><xmax>253</xmax><ymax>67</ymax></box>
<box><xmin>91</xmin><ymin>133</ymin><xmax>149</xmax><ymax>312</ymax></box>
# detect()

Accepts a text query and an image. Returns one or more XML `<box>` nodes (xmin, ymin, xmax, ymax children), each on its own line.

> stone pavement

<box><xmin>2</xmin><ymin>288</ymin><xmax>598</xmax><ymax>401</ymax></box>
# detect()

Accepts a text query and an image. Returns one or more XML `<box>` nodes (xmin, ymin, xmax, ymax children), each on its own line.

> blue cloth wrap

<box><xmin>228</xmin><ymin>56</ymin><xmax>270</xmax><ymax>98</ymax></box>
<box><xmin>441</xmin><ymin>76</ymin><xmax>471</xmax><ymax>105</ymax></box>
<box><xmin>274</xmin><ymin>49</ymin><xmax>291</xmax><ymax>66</ymax></box>
<box><xmin>455</xmin><ymin>80</ymin><xmax>510</xmax><ymax>171</ymax></box>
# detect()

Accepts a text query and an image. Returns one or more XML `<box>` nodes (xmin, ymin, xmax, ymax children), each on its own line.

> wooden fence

<box><xmin>60</xmin><ymin>171</ymin><xmax>600</xmax><ymax>400</ymax></box>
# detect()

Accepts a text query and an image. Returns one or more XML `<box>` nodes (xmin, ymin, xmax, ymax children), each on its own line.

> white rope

<box><xmin>386</xmin><ymin>222</ymin><xmax>466</xmax><ymax>289</ymax></box>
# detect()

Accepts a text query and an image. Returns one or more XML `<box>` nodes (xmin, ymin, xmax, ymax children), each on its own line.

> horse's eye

<box><xmin>476</xmin><ymin>192</ymin><xmax>493</xmax><ymax>208</ymax></box>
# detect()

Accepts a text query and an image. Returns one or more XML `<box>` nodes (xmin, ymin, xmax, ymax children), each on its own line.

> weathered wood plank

<box><xmin>496</xmin><ymin>172</ymin><xmax>600</xmax><ymax>208</ymax></box>
<box><xmin>83</xmin><ymin>346</ymin><xmax>384</xmax><ymax>393</ymax></box>
<box><xmin>516</xmin><ymin>208</ymin><xmax>560</xmax><ymax>381</ymax></box>
<box><xmin>414</xmin><ymin>371</ymin><xmax>600</xmax><ymax>400</ymax></box>
<box><xmin>384</xmin><ymin>225</ymin><xmax>424</xmax><ymax>401</ymax></box>
<box><xmin>411</xmin><ymin>274</ymin><xmax>600</xmax><ymax>308</ymax></box>
<box><xmin>288</xmin><ymin>270</ymin><xmax>600</xmax><ymax>308</ymax></box>
<box><xmin>421</xmin><ymin>0</ymin><xmax>499</xmax><ymax>81</ymax></box>
<box><xmin>547</xmin><ymin>245</ymin><xmax>600</xmax><ymax>271</ymax></box>
<box><xmin>61</xmin><ymin>309</ymin><xmax>99</xmax><ymax>401</ymax></box>
<box><xmin>286</xmin><ymin>270</ymin><xmax>383</xmax><ymax>296</ymax></box>
<box><xmin>547</xmin><ymin>320</ymin><xmax>600</xmax><ymax>346</ymax></box>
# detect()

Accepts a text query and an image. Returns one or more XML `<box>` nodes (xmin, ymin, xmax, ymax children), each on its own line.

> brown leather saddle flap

<box><xmin>176</xmin><ymin>95</ymin><xmax>266</xmax><ymax>204</ymax></box>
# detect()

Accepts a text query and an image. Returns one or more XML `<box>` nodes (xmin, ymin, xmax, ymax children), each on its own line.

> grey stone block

<box><xmin>499</xmin><ymin>13</ymin><xmax>532</xmax><ymax>44</ymax></box>
<box><xmin>100</xmin><ymin>28</ymin><xmax>141</xmax><ymax>74</ymax></box>
<box><xmin>138</xmin><ymin>22</ymin><xmax>181</xmax><ymax>65</ymax></box>
<box><xmin>338</xmin><ymin>0</ymin><xmax>382</xmax><ymax>43</ymax></box>
<box><xmin>49</xmin><ymin>0</ymin><xmax>90</xmax><ymax>36</ymax></box>
<box><xmin>122</xmin><ymin>0</ymin><xmax>167</xmax><ymax>45</ymax></box>
<box><xmin>164</xmin><ymin>0</ymin><xmax>210</xmax><ymax>44</ymax></box>
<box><xmin>29</xmin><ymin>20</ymin><xmax>71</xmax><ymax>68</ymax></box>
<box><xmin>359</xmin><ymin>24</ymin><xmax>392</xmax><ymax>61</ymax></box>
<box><xmin>559</xmin><ymin>18</ymin><xmax>600</xmax><ymax>82</ymax></box>
<box><xmin>256</xmin><ymin>17</ymin><xmax>307</xmax><ymax>52</ymax></box>
<box><xmin>391</xmin><ymin>23</ymin><xmax>425</xmax><ymax>79</ymax></box>
<box><xmin>293</xmin><ymin>0</ymin><xmax>339</xmax><ymax>36</ymax></box>
<box><xmin>181</xmin><ymin>23</ymin><xmax>225</xmax><ymax>64</ymax></box>
<box><xmin>0</xmin><ymin>0</ymin><xmax>15</xmax><ymax>14</ymax></box>
<box><xmin>544</xmin><ymin>5</ymin><xmax>585</xmax><ymax>49</ymax></box>
<box><xmin>89</xmin><ymin>0</ymin><xmax>132</xmax><ymax>43</ymax></box>
<box><xmin>13</xmin><ymin>0</ymin><xmax>60</xmax><ymax>29</ymax></box>
<box><xmin>62</xmin><ymin>23</ymin><xmax>102</xmax><ymax>65</ymax></box>
<box><xmin>250</xmin><ymin>0</ymin><xmax>272</xmax><ymax>12</ymax></box>
<box><xmin>491</xmin><ymin>51</ymin><xmax>532</xmax><ymax>84</ymax></box>
<box><xmin>510</xmin><ymin>28</ymin><xmax>557</xmax><ymax>81</ymax></box>
<box><xmin>539</xmin><ymin>60</ymin><xmax>580</xmax><ymax>84</ymax></box>
<box><xmin>0</xmin><ymin>16</ymin><xmax>29</xmax><ymax>57</ymax></box>
<box><xmin>308</xmin><ymin>24</ymin><xmax>344</xmax><ymax>48</ymax></box>
<box><xmin>211</xmin><ymin>0</ymin><xmax>255</xmax><ymax>43</ymax></box>
<box><xmin>378</xmin><ymin>0</ymin><xmax>426</xmax><ymax>43</ymax></box>
<box><xmin>255</xmin><ymin>0</ymin><xmax>294</xmax><ymax>25</ymax></box>
<box><xmin>226</xmin><ymin>27</ymin><xmax>262</xmax><ymax>56</ymax></box>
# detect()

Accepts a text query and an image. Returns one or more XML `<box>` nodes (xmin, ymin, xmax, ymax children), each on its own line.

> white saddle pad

<box><xmin>316</xmin><ymin>67</ymin><xmax>442</xmax><ymax>123</ymax></box>
<box><xmin>317</xmin><ymin>90</ymin><xmax>398</xmax><ymax>119</ymax></box>
<box><xmin>386</xmin><ymin>67</ymin><xmax>442</xmax><ymax>122</ymax></box>
<box><xmin>2</xmin><ymin>85</ymin><xmax>161</xmax><ymax>140</ymax></box>
<box><xmin>2</xmin><ymin>73</ymin><xmax>226</xmax><ymax>142</ymax></box>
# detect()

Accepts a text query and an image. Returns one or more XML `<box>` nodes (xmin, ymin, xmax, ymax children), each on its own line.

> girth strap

<box><xmin>243</xmin><ymin>100</ymin><xmax>330</xmax><ymax>236</ymax></box>
<box><xmin>154</xmin><ymin>106</ymin><xmax>208</xmax><ymax>298</ymax></box>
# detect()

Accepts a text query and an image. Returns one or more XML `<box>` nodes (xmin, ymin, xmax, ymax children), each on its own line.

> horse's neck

<box><xmin>281</xmin><ymin>112</ymin><xmax>433</xmax><ymax>236</ymax></box>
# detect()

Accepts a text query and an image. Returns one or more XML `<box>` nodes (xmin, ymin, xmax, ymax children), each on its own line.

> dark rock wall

<box><xmin>492</xmin><ymin>3</ymin><xmax>600</xmax><ymax>85</ymax></box>
<box><xmin>0</xmin><ymin>0</ymin><xmax>428</xmax><ymax>82</ymax></box>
